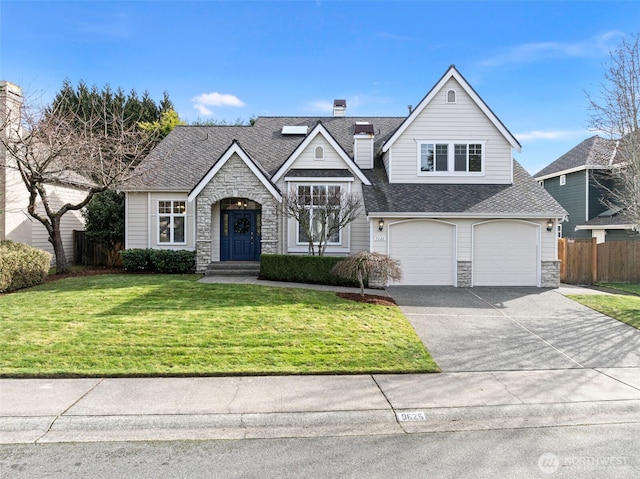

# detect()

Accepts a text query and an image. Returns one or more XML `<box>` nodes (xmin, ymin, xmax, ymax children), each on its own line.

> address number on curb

<box><xmin>396</xmin><ymin>411</ymin><xmax>426</xmax><ymax>422</ymax></box>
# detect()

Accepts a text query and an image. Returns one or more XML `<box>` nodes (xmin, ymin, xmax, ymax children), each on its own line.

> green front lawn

<box><xmin>568</xmin><ymin>287</ymin><xmax>640</xmax><ymax>330</ymax></box>
<box><xmin>0</xmin><ymin>275</ymin><xmax>438</xmax><ymax>377</ymax></box>
<box><xmin>598</xmin><ymin>283</ymin><xmax>640</xmax><ymax>296</ymax></box>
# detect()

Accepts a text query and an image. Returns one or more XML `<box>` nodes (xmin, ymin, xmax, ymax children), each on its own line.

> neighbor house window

<box><xmin>417</xmin><ymin>141</ymin><xmax>484</xmax><ymax>174</ymax></box>
<box><xmin>560</xmin><ymin>174</ymin><xmax>566</xmax><ymax>186</ymax></box>
<box><xmin>557</xmin><ymin>223</ymin><xmax>563</xmax><ymax>238</ymax></box>
<box><xmin>158</xmin><ymin>200</ymin><xmax>186</xmax><ymax>244</ymax></box>
<box><xmin>297</xmin><ymin>184</ymin><xmax>341</xmax><ymax>244</ymax></box>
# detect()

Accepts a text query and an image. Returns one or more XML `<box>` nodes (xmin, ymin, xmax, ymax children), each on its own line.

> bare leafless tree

<box><xmin>0</xmin><ymin>89</ymin><xmax>158</xmax><ymax>273</ymax></box>
<box><xmin>587</xmin><ymin>32</ymin><xmax>640</xmax><ymax>232</ymax></box>
<box><xmin>282</xmin><ymin>186</ymin><xmax>362</xmax><ymax>256</ymax></box>
<box><xmin>332</xmin><ymin>251</ymin><xmax>402</xmax><ymax>296</ymax></box>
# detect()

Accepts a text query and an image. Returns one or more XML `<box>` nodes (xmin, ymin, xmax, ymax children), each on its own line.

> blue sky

<box><xmin>2</xmin><ymin>1</ymin><xmax>639</xmax><ymax>174</ymax></box>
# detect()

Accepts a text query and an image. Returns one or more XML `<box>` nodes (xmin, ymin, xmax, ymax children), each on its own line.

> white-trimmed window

<box><xmin>296</xmin><ymin>184</ymin><xmax>341</xmax><ymax>244</ymax></box>
<box><xmin>560</xmin><ymin>174</ymin><xmax>566</xmax><ymax>186</ymax></box>
<box><xmin>557</xmin><ymin>223</ymin><xmax>563</xmax><ymax>238</ymax></box>
<box><xmin>158</xmin><ymin>200</ymin><xmax>186</xmax><ymax>244</ymax></box>
<box><xmin>446</xmin><ymin>89</ymin><xmax>456</xmax><ymax>103</ymax></box>
<box><xmin>314</xmin><ymin>145</ymin><xmax>324</xmax><ymax>160</ymax></box>
<box><xmin>417</xmin><ymin>141</ymin><xmax>484</xmax><ymax>174</ymax></box>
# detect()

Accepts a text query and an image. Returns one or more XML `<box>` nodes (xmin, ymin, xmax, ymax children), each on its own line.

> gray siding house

<box><xmin>124</xmin><ymin>66</ymin><xmax>566</xmax><ymax>287</ymax></box>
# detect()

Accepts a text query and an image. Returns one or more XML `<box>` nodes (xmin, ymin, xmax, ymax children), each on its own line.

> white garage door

<box><xmin>389</xmin><ymin>220</ymin><xmax>455</xmax><ymax>285</ymax></box>
<box><xmin>473</xmin><ymin>221</ymin><xmax>539</xmax><ymax>286</ymax></box>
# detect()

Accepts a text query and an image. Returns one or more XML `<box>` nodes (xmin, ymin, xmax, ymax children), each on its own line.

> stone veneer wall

<box><xmin>194</xmin><ymin>153</ymin><xmax>279</xmax><ymax>272</ymax></box>
<box><xmin>457</xmin><ymin>261</ymin><xmax>472</xmax><ymax>287</ymax></box>
<box><xmin>541</xmin><ymin>260</ymin><xmax>561</xmax><ymax>288</ymax></box>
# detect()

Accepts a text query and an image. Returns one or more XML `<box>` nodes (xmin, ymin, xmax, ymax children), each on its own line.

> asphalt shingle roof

<box><xmin>534</xmin><ymin>135</ymin><xmax>619</xmax><ymax>178</ymax></box>
<box><xmin>131</xmin><ymin>115</ymin><xmax>565</xmax><ymax>216</ymax></box>
<box><xmin>363</xmin><ymin>160</ymin><xmax>567</xmax><ymax>216</ymax></box>
<box><xmin>133</xmin><ymin>116</ymin><xmax>404</xmax><ymax>190</ymax></box>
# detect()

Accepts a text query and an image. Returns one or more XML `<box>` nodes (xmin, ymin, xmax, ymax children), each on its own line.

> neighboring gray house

<box><xmin>124</xmin><ymin>66</ymin><xmax>566</xmax><ymax>287</ymax></box>
<box><xmin>535</xmin><ymin>135</ymin><xmax>638</xmax><ymax>243</ymax></box>
<box><xmin>0</xmin><ymin>81</ymin><xmax>85</xmax><ymax>260</ymax></box>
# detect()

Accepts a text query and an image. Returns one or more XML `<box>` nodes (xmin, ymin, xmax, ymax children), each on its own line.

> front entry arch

<box><xmin>220</xmin><ymin>198</ymin><xmax>261</xmax><ymax>261</ymax></box>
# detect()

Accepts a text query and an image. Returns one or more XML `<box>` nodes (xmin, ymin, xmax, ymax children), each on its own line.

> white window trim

<box><xmin>294</xmin><ymin>184</ymin><xmax>343</xmax><ymax>246</ymax></box>
<box><xmin>557</xmin><ymin>223</ymin><xmax>563</xmax><ymax>238</ymax></box>
<box><xmin>560</xmin><ymin>174</ymin><xmax>566</xmax><ymax>186</ymax></box>
<box><xmin>416</xmin><ymin>140</ymin><xmax>486</xmax><ymax>176</ymax></box>
<box><xmin>157</xmin><ymin>200</ymin><xmax>187</xmax><ymax>245</ymax></box>
<box><xmin>446</xmin><ymin>89</ymin><xmax>457</xmax><ymax>104</ymax></box>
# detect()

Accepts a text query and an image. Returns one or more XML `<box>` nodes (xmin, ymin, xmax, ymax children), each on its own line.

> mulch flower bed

<box><xmin>336</xmin><ymin>292</ymin><xmax>397</xmax><ymax>306</ymax></box>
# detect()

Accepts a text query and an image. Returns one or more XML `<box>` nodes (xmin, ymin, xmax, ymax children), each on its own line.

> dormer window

<box><xmin>314</xmin><ymin>145</ymin><xmax>324</xmax><ymax>160</ymax></box>
<box><xmin>446</xmin><ymin>89</ymin><xmax>456</xmax><ymax>103</ymax></box>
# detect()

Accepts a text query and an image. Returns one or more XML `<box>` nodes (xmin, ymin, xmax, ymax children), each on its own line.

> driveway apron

<box><xmin>388</xmin><ymin>286</ymin><xmax>640</xmax><ymax>372</ymax></box>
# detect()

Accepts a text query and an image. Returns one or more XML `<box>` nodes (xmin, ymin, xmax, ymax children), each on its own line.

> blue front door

<box><xmin>221</xmin><ymin>210</ymin><xmax>260</xmax><ymax>261</ymax></box>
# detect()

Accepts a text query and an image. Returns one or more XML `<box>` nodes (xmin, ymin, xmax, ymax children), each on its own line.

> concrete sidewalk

<box><xmin>2</xmin><ymin>369</ymin><xmax>640</xmax><ymax>443</ymax></box>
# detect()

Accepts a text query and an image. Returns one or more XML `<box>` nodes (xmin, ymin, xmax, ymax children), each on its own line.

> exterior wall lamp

<box><xmin>378</xmin><ymin>218</ymin><xmax>385</xmax><ymax>231</ymax></box>
<box><xmin>546</xmin><ymin>219</ymin><xmax>554</xmax><ymax>232</ymax></box>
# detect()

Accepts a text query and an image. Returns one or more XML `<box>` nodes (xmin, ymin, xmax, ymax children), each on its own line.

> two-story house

<box><xmin>1</xmin><ymin>81</ymin><xmax>86</xmax><ymax>260</ymax></box>
<box><xmin>535</xmin><ymin>135</ymin><xmax>638</xmax><ymax>243</ymax></box>
<box><xmin>124</xmin><ymin>66</ymin><xmax>566</xmax><ymax>287</ymax></box>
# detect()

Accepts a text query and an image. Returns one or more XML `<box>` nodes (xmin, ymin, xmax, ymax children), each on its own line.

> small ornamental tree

<box><xmin>332</xmin><ymin>252</ymin><xmax>402</xmax><ymax>296</ymax></box>
<box><xmin>282</xmin><ymin>186</ymin><xmax>362</xmax><ymax>256</ymax></box>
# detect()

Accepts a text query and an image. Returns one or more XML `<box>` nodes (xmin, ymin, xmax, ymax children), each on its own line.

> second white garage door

<box><xmin>389</xmin><ymin>220</ymin><xmax>456</xmax><ymax>285</ymax></box>
<box><xmin>473</xmin><ymin>220</ymin><xmax>539</xmax><ymax>286</ymax></box>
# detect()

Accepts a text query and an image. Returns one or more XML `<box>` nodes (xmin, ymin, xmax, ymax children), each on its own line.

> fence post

<box><xmin>591</xmin><ymin>238</ymin><xmax>597</xmax><ymax>284</ymax></box>
<box><xmin>557</xmin><ymin>238</ymin><xmax>567</xmax><ymax>283</ymax></box>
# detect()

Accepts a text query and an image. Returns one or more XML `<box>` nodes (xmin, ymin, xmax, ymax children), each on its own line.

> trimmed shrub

<box><xmin>0</xmin><ymin>241</ymin><xmax>52</xmax><ymax>292</ymax></box>
<box><xmin>121</xmin><ymin>249</ymin><xmax>195</xmax><ymax>273</ymax></box>
<box><xmin>259</xmin><ymin>254</ymin><xmax>358</xmax><ymax>287</ymax></box>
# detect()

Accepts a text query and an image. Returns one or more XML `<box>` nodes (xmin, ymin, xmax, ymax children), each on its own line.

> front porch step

<box><xmin>205</xmin><ymin>261</ymin><xmax>260</xmax><ymax>277</ymax></box>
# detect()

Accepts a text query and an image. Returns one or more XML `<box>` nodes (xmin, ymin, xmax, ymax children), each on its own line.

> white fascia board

<box><xmin>367</xmin><ymin>212</ymin><xmax>564</xmax><ymax>219</ymax></box>
<box><xmin>284</xmin><ymin>176</ymin><xmax>354</xmax><ymax>182</ymax></box>
<box><xmin>535</xmin><ymin>165</ymin><xmax>609</xmax><ymax>181</ymax></box>
<box><xmin>575</xmin><ymin>224</ymin><xmax>634</xmax><ymax>230</ymax></box>
<box><xmin>271</xmin><ymin>124</ymin><xmax>372</xmax><ymax>186</ymax></box>
<box><xmin>382</xmin><ymin>66</ymin><xmax>521</xmax><ymax>154</ymax></box>
<box><xmin>187</xmin><ymin>142</ymin><xmax>282</xmax><ymax>203</ymax></box>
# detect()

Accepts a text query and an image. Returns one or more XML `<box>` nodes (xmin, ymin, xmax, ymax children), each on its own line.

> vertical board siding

<box><xmin>389</xmin><ymin>78</ymin><xmax>513</xmax><ymax>184</ymax></box>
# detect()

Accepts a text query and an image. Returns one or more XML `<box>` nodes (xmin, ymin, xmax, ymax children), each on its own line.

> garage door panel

<box><xmin>389</xmin><ymin>221</ymin><xmax>455</xmax><ymax>286</ymax></box>
<box><xmin>473</xmin><ymin>221</ymin><xmax>538</xmax><ymax>286</ymax></box>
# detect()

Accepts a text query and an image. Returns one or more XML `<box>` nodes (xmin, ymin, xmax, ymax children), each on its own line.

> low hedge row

<box><xmin>120</xmin><ymin>249</ymin><xmax>195</xmax><ymax>273</ymax></box>
<box><xmin>259</xmin><ymin>254</ymin><xmax>359</xmax><ymax>287</ymax></box>
<box><xmin>0</xmin><ymin>241</ymin><xmax>52</xmax><ymax>292</ymax></box>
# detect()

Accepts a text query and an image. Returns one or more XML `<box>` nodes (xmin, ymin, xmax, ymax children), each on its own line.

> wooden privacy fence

<box><xmin>72</xmin><ymin>230</ymin><xmax>109</xmax><ymax>266</ymax></box>
<box><xmin>558</xmin><ymin>238</ymin><xmax>640</xmax><ymax>284</ymax></box>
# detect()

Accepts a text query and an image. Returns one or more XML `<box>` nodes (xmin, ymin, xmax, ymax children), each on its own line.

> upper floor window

<box><xmin>158</xmin><ymin>200</ymin><xmax>186</xmax><ymax>244</ymax></box>
<box><xmin>314</xmin><ymin>145</ymin><xmax>324</xmax><ymax>160</ymax></box>
<box><xmin>560</xmin><ymin>174</ymin><xmax>566</xmax><ymax>186</ymax></box>
<box><xmin>417</xmin><ymin>141</ymin><xmax>484</xmax><ymax>175</ymax></box>
<box><xmin>446</xmin><ymin>89</ymin><xmax>456</xmax><ymax>103</ymax></box>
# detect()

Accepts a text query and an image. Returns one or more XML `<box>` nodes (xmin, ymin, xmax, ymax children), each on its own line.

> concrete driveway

<box><xmin>387</xmin><ymin>286</ymin><xmax>640</xmax><ymax>371</ymax></box>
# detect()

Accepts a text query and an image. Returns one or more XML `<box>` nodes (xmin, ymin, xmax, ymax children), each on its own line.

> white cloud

<box><xmin>481</xmin><ymin>31</ymin><xmax>624</xmax><ymax>67</ymax></box>
<box><xmin>190</xmin><ymin>92</ymin><xmax>245</xmax><ymax>116</ymax></box>
<box><xmin>308</xmin><ymin>100</ymin><xmax>334</xmax><ymax>113</ymax></box>
<box><xmin>515</xmin><ymin>129</ymin><xmax>590</xmax><ymax>142</ymax></box>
